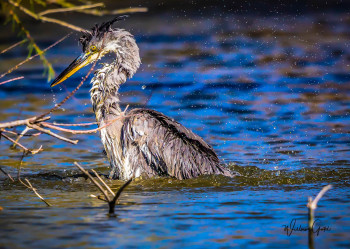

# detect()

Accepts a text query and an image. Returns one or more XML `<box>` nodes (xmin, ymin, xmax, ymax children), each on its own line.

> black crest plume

<box><xmin>79</xmin><ymin>15</ymin><xmax>129</xmax><ymax>51</ymax></box>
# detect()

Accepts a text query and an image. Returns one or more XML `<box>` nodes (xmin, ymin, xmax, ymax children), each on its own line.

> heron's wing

<box><xmin>121</xmin><ymin>108</ymin><xmax>234</xmax><ymax>179</ymax></box>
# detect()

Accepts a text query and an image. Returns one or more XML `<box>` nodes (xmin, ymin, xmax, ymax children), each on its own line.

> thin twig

<box><xmin>0</xmin><ymin>129</ymin><xmax>41</xmax><ymax>137</ymax></box>
<box><xmin>19</xmin><ymin>178</ymin><xmax>52</xmax><ymax>206</ymax></box>
<box><xmin>0</xmin><ymin>76</ymin><xmax>24</xmax><ymax>86</ymax></box>
<box><xmin>0</xmin><ymin>116</ymin><xmax>50</xmax><ymax>129</ymax></box>
<box><xmin>1</xmin><ymin>129</ymin><xmax>41</xmax><ymax>137</ymax></box>
<box><xmin>1</xmin><ymin>132</ymin><xmax>30</xmax><ymax>153</ymax></box>
<box><xmin>0</xmin><ymin>33</ymin><xmax>70</xmax><ymax>80</ymax></box>
<box><xmin>122</xmin><ymin>104</ymin><xmax>129</xmax><ymax>115</ymax></box>
<box><xmin>52</xmin><ymin>121</ymin><xmax>99</xmax><ymax>126</ymax></box>
<box><xmin>0</xmin><ymin>167</ymin><xmax>15</xmax><ymax>182</ymax></box>
<box><xmin>27</xmin><ymin>123</ymin><xmax>78</xmax><ymax>145</ymax></box>
<box><xmin>17</xmin><ymin>150</ymin><xmax>27</xmax><ymax>180</ymax></box>
<box><xmin>83</xmin><ymin>7</ymin><xmax>148</xmax><ymax>16</ymax></box>
<box><xmin>41</xmin><ymin>116</ymin><xmax>125</xmax><ymax>134</ymax></box>
<box><xmin>41</xmin><ymin>122</ymin><xmax>100</xmax><ymax>134</ymax></box>
<box><xmin>31</xmin><ymin>145</ymin><xmax>43</xmax><ymax>155</ymax></box>
<box><xmin>39</xmin><ymin>3</ymin><xmax>104</xmax><ymax>16</ymax></box>
<box><xmin>74</xmin><ymin>162</ymin><xmax>111</xmax><ymax>202</ymax></box>
<box><xmin>91</xmin><ymin>169</ymin><xmax>114</xmax><ymax>196</ymax></box>
<box><xmin>11</xmin><ymin>126</ymin><xmax>31</xmax><ymax>149</ymax></box>
<box><xmin>108</xmin><ymin>7</ymin><xmax>148</xmax><ymax>15</ymax></box>
<box><xmin>309</xmin><ymin>185</ymin><xmax>332</xmax><ymax>209</ymax></box>
<box><xmin>1</xmin><ymin>132</ymin><xmax>43</xmax><ymax>154</ymax></box>
<box><xmin>0</xmin><ymin>39</ymin><xmax>27</xmax><ymax>55</ymax></box>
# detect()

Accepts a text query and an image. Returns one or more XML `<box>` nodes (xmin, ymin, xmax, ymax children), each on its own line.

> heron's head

<box><xmin>51</xmin><ymin>16</ymin><xmax>140</xmax><ymax>87</ymax></box>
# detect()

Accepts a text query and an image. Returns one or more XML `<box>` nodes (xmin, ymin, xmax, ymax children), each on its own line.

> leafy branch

<box><xmin>6</xmin><ymin>6</ymin><xmax>56</xmax><ymax>80</ymax></box>
<box><xmin>0</xmin><ymin>0</ymin><xmax>147</xmax><ymax>81</ymax></box>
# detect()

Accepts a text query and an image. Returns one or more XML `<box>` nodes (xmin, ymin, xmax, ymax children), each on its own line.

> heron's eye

<box><xmin>90</xmin><ymin>45</ymin><xmax>97</xmax><ymax>52</ymax></box>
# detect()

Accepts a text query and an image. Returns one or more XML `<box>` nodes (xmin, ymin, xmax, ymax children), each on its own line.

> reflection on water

<box><xmin>0</xmin><ymin>13</ymin><xmax>349</xmax><ymax>248</ymax></box>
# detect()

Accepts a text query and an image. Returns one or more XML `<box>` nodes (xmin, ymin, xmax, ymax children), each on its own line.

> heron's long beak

<box><xmin>51</xmin><ymin>52</ymin><xmax>96</xmax><ymax>87</ymax></box>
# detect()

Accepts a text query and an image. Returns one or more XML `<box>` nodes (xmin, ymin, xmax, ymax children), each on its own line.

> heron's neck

<box><xmin>90</xmin><ymin>61</ymin><xmax>127</xmax><ymax>123</ymax></box>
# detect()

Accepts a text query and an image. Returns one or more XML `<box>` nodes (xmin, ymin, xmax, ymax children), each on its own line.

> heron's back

<box><xmin>102</xmin><ymin>108</ymin><xmax>236</xmax><ymax>180</ymax></box>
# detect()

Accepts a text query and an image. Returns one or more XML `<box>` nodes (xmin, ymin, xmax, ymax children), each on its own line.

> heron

<box><xmin>51</xmin><ymin>17</ymin><xmax>237</xmax><ymax>180</ymax></box>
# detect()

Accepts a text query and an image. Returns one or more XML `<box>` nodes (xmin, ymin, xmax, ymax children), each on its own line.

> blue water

<box><xmin>0</xmin><ymin>13</ymin><xmax>349</xmax><ymax>248</ymax></box>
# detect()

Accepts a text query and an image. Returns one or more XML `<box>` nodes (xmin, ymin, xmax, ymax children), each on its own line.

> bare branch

<box><xmin>52</xmin><ymin>121</ymin><xmax>99</xmax><ymax>126</ymax></box>
<box><xmin>0</xmin><ymin>76</ymin><xmax>24</xmax><ymax>86</ymax></box>
<box><xmin>122</xmin><ymin>104</ymin><xmax>129</xmax><ymax>115</ymax></box>
<box><xmin>39</xmin><ymin>3</ymin><xmax>104</xmax><ymax>16</ymax></box>
<box><xmin>41</xmin><ymin>122</ymin><xmax>99</xmax><ymax>134</ymax></box>
<box><xmin>31</xmin><ymin>145</ymin><xmax>43</xmax><ymax>155</ymax></box>
<box><xmin>108</xmin><ymin>7</ymin><xmax>148</xmax><ymax>15</ymax></box>
<box><xmin>75</xmin><ymin>162</ymin><xmax>132</xmax><ymax>215</ymax></box>
<box><xmin>1</xmin><ymin>129</ymin><xmax>41</xmax><ymax>137</ymax></box>
<box><xmin>74</xmin><ymin>162</ymin><xmax>111</xmax><ymax>202</ymax></box>
<box><xmin>0</xmin><ymin>116</ymin><xmax>50</xmax><ymax>129</ymax></box>
<box><xmin>82</xmin><ymin>7</ymin><xmax>148</xmax><ymax>16</ymax></box>
<box><xmin>41</xmin><ymin>116</ymin><xmax>125</xmax><ymax>134</ymax></box>
<box><xmin>1</xmin><ymin>132</ymin><xmax>30</xmax><ymax>153</ymax></box>
<box><xmin>11</xmin><ymin>126</ymin><xmax>31</xmax><ymax>149</ymax></box>
<box><xmin>307</xmin><ymin>185</ymin><xmax>332</xmax><ymax>210</ymax></box>
<box><xmin>0</xmin><ymin>39</ymin><xmax>27</xmax><ymax>55</ymax></box>
<box><xmin>27</xmin><ymin>123</ymin><xmax>78</xmax><ymax>145</ymax></box>
<box><xmin>1</xmin><ymin>132</ymin><xmax>43</xmax><ymax>154</ymax></box>
<box><xmin>17</xmin><ymin>150</ymin><xmax>27</xmax><ymax>180</ymax></box>
<box><xmin>19</xmin><ymin>178</ymin><xmax>52</xmax><ymax>207</ymax></box>
<box><xmin>91</xmin><ymin>169</ymin><xmax>115</xmax><ymax>196</ymax></box>
<box><xmin>41</xmin><ymin>104</ymin><xmax>130</xmax><ymax>135</ymax></box>
<box><xmin>0</xmin><ymin>167</ymin><xmax>15</xmax><ymax>182</ymax></box>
